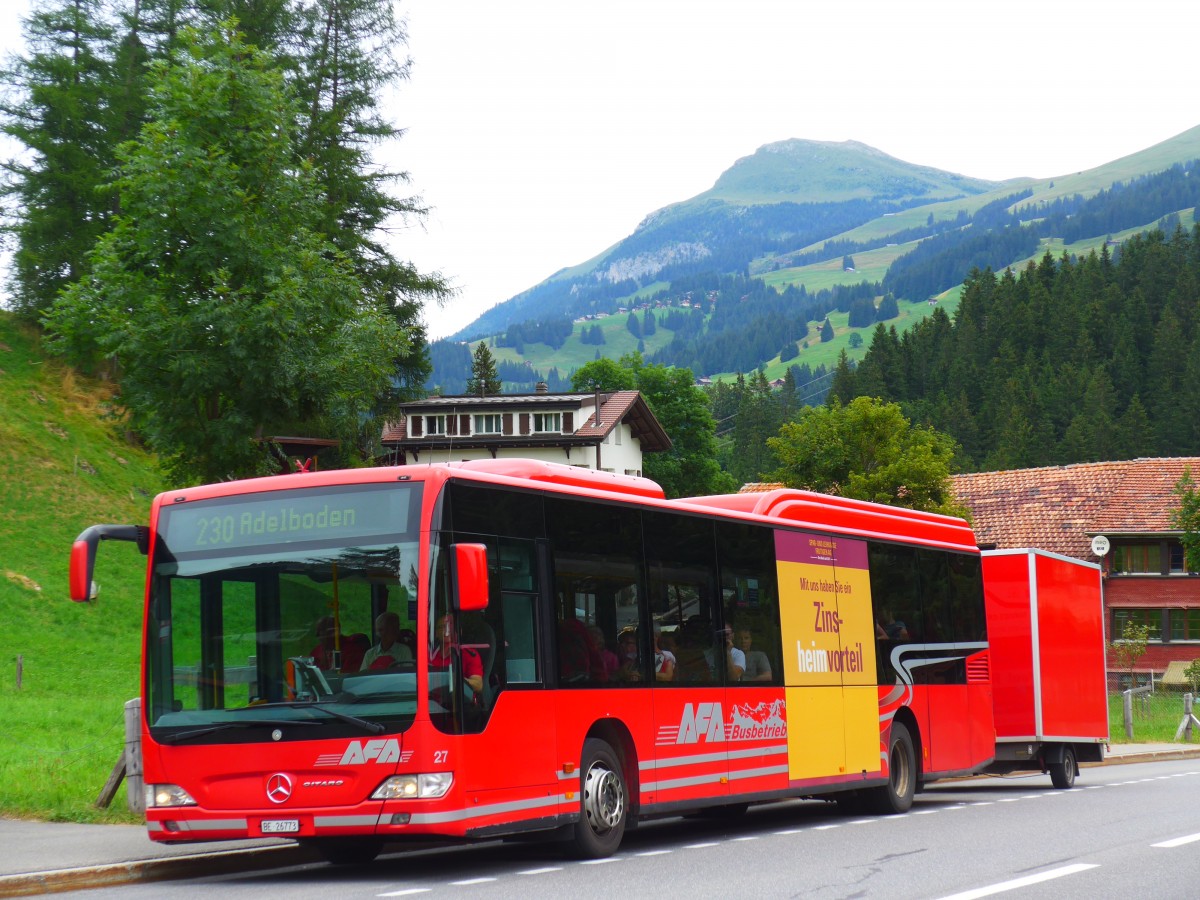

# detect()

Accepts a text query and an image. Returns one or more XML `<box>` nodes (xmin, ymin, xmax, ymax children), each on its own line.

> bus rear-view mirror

<box><xmin>453</xmin><ymin>543</ymin><xmax>489</xmax><ymax>612</ymax></box>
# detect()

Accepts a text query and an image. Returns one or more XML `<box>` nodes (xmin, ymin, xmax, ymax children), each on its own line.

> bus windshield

<box><xmin>145</xmin><ymin>482</ymin><xmax>423</xmax><ymax>742</ymax></box>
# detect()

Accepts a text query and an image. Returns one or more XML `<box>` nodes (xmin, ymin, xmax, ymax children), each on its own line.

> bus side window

<box><xmin>544</xmin><ymin>497</ymin><xmax>644</xmax><ymax>687</ymax></box>
<box><xmin>645</xmin><ymin>511</ymin><xmax>718</xmax><ymax>686</ymax></box>
<box><xmin>717</xmin><ymin>521</ymin><xmax>782</xmax><ymax>687</ymax></box>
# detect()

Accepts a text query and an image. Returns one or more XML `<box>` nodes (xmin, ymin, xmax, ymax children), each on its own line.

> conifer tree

<box><xmin>1</xmin><ymin>0</ymin><xmax>118</xmax><ymax>318</ymax></box>
<box><xmin>465</xmin><ymin>341</ymin><xmax>502</xmax><ymax>396</ymax></box>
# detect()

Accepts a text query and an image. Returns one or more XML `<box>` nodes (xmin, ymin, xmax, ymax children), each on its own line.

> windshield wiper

<box><xmin>157</xmin><ymin>718</ymin><xmax>321</xmax><ymax>744</ymax></box>
<box><xmin>253</xmin><ymin>700</ymin><xmax>386</xmax><ymax>734</ymax></box>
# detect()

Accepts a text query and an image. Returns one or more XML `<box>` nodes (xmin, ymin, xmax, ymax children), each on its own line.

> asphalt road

<box><xmin>24</xmin><ymin>756</ymin><xmax>1200</xmax><ymax>900</ymax></box>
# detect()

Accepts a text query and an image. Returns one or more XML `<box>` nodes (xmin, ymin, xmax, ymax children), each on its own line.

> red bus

<box><xmin>70</xmin><ymin>458</ymin><xmax>994</xmax><ymax>863</ymax></box>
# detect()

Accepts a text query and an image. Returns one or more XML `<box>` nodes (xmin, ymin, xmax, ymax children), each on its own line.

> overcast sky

<box><xmin>3</xmin><ymin>1</ymin><xmax>1199</xmax><ymax>339</ymax></box>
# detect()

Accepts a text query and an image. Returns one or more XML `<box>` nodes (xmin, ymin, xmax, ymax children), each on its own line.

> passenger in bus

<box><xmin>311</xmin><ymin>616</ymin><xmax>340</xmax><ymax>670</ymax></box>
<box><xmin>311</xmin><ymin>616</ymin><xmax>367</xmax><ymax>673</ymax></box>
<box><xmin>879</xmin><ymin>609</ymin><xmax>910</xmax><ymax>641</ymax></box>
<box><xmin>652</xmin><ymin>623</ymin><xmax>676</xmax><ymax>682</ymax></box>
<box><xmin>360</xmin><ymin>611</ymin><xmax>415</xmax><ymax>671</ymax></box>
<box><xmin>589</xmin><ymin>626</ymin><xmax>620</xmax><ymax>679</ymax></box>
<box><xmin>615</xmin><ymin>627</ymin><xmax>642</xmax><ymax>682</ymax></box>
<box><xmin>737</xmin><ymin>629</ymin><xmax>773</xmax><ymax>682</ymax></box>
<box><xmin>673</xmin><ymin>617</ymin><xmax>714</xmax><ymax>683</ymax></box>
<box><xmin>558</xmin><ymin>617</ymin><xmax>608</xmax><ymax>684</ymax></box>
<box><xmin>431</xmin><ymin>614</ymin><xmax>484</xmax><ymax>694</ymax></box>
<box><xmin>705</xmin><ymin>625</ymin><xmax>745</xmax><ymax>682</ymax></box>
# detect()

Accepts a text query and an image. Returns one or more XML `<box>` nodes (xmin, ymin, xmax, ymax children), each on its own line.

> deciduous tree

<box><xmin>766</xmin><ymin>396</ymin><xmax>965</xmax><ymax>516</ymax></box>
<box><xmin>46</xmin><ymin>24</ymin><xmax>402</xmax><ymax>483</ymax></box>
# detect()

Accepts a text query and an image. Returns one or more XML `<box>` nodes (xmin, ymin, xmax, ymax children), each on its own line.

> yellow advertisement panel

<box><xmin>776</xmin><ymin>531</ymin><xmax>880</xmax><ymax>783</ymax></box>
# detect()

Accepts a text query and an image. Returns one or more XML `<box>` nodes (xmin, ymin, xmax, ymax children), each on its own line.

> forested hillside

<box><xmin>830</xmin><ymin>226</ymin><xmax>1200</xmax><ymax>471</ymax></box>
<box><xmin>430</xmin><ymin>136</ymin><xmax>1200</xmax><ymax>393</ymax></box>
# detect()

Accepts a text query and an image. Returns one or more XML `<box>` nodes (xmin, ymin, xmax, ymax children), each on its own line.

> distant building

<box><xmin>952</xmin><ymin>458</ymin><xmax>1200</xmax><ymax>680</ymax></box>
<box><xmin>380</xmin><ymin>389</ymin><xmax>671</xmax><ymax>477</ymax></box>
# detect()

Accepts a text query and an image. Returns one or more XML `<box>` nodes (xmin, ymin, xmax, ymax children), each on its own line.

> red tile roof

<box><xmin>951</xmin><ymin>458</ymin><xmax>1200</xmax><ymax>557</ymax></box>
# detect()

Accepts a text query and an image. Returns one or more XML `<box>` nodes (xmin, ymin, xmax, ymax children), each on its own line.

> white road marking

<box><xmin>451</xmin><ymin>877</ymin><xmax>497</xmax><ymax>885</ymax></box>
<box><xmin>1153</xmin><ymin>832</ymin><xmax>1200</xmax><ymax>848</ymax></box>
<box><xmin>934</xmin><ymin>863</ymin><xmax>1099</xmax><ymax>900</ymax></box>
<box><xmin>518</xmin><ymin>867</ymin><xmax>563</xmax><ymax>876</ymax></box>
<box><xmin>378</xmin><ymin>890</ymin><xmax>432</xmax><ymax>897</ymax></box>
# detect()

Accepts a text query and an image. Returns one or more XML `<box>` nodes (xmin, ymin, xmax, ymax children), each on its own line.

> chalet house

<box><xmin>952</xmin><ymin>458</ymin><xmax>1200</xmax><ymax>681</ymax></box>
<box><xmin>380</xmin><ymin>388</ymin><xmax>671</xmax><ymax>477</ymax></box>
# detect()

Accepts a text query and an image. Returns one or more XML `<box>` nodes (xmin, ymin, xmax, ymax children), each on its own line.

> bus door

<box><xmin>437</xmin><ymin>537</ymin><xmax>557</xmax><ymax>801</ymax></box>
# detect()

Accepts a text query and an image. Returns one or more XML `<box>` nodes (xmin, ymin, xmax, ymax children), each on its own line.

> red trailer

<box><xmin>982</xmin><ymin>549</ymin><xmax>1108</xmax><ymax>788</ymax></box>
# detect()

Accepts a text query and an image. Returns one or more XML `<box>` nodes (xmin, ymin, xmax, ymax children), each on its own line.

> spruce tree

<box><xmin>1</xmin><ymin>0</ymin><xmax>118</xmax><ymax>318</ymax></box>
<box><xmin>465</xmin><ymin>341</ymin><xmax>502</xmax><ymax>396</ymax></box>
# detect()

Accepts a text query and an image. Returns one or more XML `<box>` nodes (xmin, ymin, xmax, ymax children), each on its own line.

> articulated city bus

<box><xmin>70</xmin><ymin>458</ymin><xmax>993</xmax><ymax>863</ymax></box>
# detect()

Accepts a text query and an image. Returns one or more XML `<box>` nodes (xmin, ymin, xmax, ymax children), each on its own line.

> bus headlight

<box><xmin>371</xmin><ymin>773</ymin><xmax>453</xmax><ymax>800</ymax></box>
<box><xmin>146</xmin><ymin>783</ymin><xmax>197</xmax><ymax>808</ymax></box>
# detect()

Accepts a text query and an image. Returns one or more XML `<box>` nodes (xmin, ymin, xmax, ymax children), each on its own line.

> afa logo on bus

<box><xmin>667</xmin><ymin>700</ymin><xmax>788</xmax><ymax>745</ymax></box>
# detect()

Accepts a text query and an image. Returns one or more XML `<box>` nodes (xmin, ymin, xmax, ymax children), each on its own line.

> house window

<box><xmin>425</xmin><ymin>415</ymin><xmax>447</xmax><ymax>436</ymax></box>
<box><xmin>1111</xmin><ymin>608</ymin><xmax>1163</xmax><ymax>641</ymax></box>
<box><xmin>533</xmin><ymin>412</ymin><xmax>561</xmax><ymax>433</ymax></box>
<box><xmin>1169</xmin><ymin>543</ymin><xmax>1188</xmax><ymax>574</ymax></box>
<box><xmin>1112</xmin><ymin>543</ymin><xmax>1162</xmax><ymax>575</ymax></box>
<box><xmin>473</xmin><ymin>414</ymin><xmax>502</xmax><ymax>434</ymax></box>
<box><xmin>1169</xmin><ymin>609</ymin><xmax>1200</xmax><ymax>641</ymax></box>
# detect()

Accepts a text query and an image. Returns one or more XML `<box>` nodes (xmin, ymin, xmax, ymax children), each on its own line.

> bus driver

<box><xmin>431</xmin><ymin>614</ymin><xmax>483</xmax><ymax>695</ymax></box>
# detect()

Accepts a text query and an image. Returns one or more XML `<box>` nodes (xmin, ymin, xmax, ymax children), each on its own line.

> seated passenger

<box><xmin>431</xmin><ymin>613</ymin><xmax>483</xmax><ymax>695</ymax></box>
<box><xmin>590</xmin><ymin>625</ymin><xmax>620</xmax><ymax>679</ymax></box>
<box><xmin>738</xmin><ymin>628</ymin><xmax>773</xmax><ymax>683</ymax></box>
<box><xmin>310</xmin><ymin>615</ymin><xmax>340</xmax><ymax>671</ymax></box>
<box><xmin>615</xmin><ymin>627</ymin><xmax>642</xmax><ymax>682</ymax></box>
<box><xmin>704</xmin><ymin>625</ymin><xmax>745</xmax><ymax>682</ymax></box>
<box><xmin>360</xmin><ymin>611</ymin><xmax>415</xmax><ymax>671</ymax></box>
<box><xmin>653</xmin><ymin>623</ymin><xmax>676</xmax><ymax>682</ymax></box>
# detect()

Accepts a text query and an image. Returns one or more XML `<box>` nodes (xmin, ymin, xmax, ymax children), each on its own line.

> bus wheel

<box><xmin>307</xmin><ymin>837</ymin><xmax>383</xmax><ymax>866</ymax></box>
<box><xmin>568</xmin><ymin>738</ymin><xmax>627</xmax><ymax>858</ymax></box>
<box><xmin>869</xmin><ymin>722</ymin><xmax>916</xmax><ymax>814</ymax></box>
<box><xmin>1049</xmin><ymin>744</ymin><xmax>1077</xmax><ymax>789</ymax></box>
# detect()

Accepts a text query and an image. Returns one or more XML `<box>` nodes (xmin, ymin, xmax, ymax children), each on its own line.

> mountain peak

<box><xmin>702</xmin><ymin>137</ymin><xmax>998</xmax><ymax>205</ymax></box>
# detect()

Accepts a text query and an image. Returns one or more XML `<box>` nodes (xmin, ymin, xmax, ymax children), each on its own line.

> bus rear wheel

<box><xmin>567</xmin><ymin>738</ymin><xmax>627</xmax><ymax>859</ymax></box>
<box><xmin>868</xmin><ymin>721</ymin><xmax>916</xmax><ymax>814</ymax></box>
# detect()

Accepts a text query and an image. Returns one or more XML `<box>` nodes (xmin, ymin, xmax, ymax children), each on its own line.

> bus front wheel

<box><xmin>869</xmin><ymin>721</ymin><xmax>916</xmax><ymax>814</ymax></box>
<box><xmin>567</xmin><ymin>738</ymin><xmax>627</xmax><ymax>858</ymax></box>
<box><xmin>306</xmin><ymin>837</ymin><xmax>383</xmax><ymax>866</ymax></box>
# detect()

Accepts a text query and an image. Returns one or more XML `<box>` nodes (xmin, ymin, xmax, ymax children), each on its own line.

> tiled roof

<box><xmin>951</xmin><ymin>457</ymin><xmax>1200</xmax><ymax>557</ymax></box>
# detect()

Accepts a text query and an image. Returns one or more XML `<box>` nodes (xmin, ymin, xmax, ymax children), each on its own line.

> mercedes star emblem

<box><xmin>266</xmin><ymin>773</ymin><xmax>293</xmax><ymax>804</ymax></box>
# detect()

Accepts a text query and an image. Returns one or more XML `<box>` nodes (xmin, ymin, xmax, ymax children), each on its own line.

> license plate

<box><xmin>261</xmin><ymin>819</ymin><xmax>300</xmax><ymax>834</ymax></box>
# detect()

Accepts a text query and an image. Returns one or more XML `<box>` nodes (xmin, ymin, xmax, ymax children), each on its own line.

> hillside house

<box><xmin>380</xmin><ymin>388</ymin><xmax>671</xmax><ymax>477</ymax></box>
<box><xmin>952</xmin><ymin>458</ymin><xmax>1200</xmax><ymax>682</ymax></box>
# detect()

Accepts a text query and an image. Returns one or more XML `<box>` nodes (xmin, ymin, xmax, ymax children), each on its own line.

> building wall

<box><xmin>399</xmin><ymin>429</ymin><xmax>645</xmax><ymax>476</ymax></box>
<box><xmin>1104</xmin><ymin>575</ymin><xmax>1200</xmax><ymax>671</ymax></box>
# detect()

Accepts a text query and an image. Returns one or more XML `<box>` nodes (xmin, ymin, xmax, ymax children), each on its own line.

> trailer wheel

<box><xmin>566</xmin><ymin>738</ymin><xmax>627</xmax><ymax>859</ymax></box>
<box><xmin>1049</xmin><ymin>744</ymin><xmax>1077</xmax><ymax>789</ymax></box>
<box><xmin>868</xmin><ymin>722</ymin><xmax>916</xmax><ymax>814</ymax></box>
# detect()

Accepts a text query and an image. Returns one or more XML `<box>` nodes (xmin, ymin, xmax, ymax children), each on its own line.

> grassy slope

<box><xmin>0</xmin><ymin>312</ymin><xmax>167</xmax><ymax>821</ymax></box>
